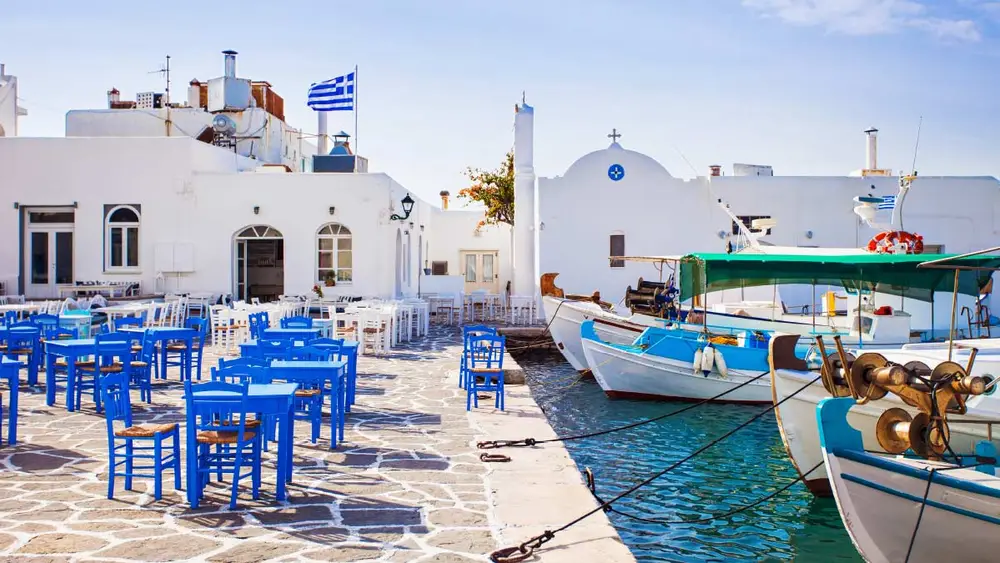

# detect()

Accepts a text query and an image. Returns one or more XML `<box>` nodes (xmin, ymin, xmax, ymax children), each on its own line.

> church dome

<box><xmin>562</xmin><ymin>141</ymin><xmax>673</xmax><ymax>180</ymax></box>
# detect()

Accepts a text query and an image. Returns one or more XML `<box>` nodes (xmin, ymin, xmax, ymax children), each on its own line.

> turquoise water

<box><xmin>516</xmin><ymin>350</ymin><xmax>862</xmax><ymax>562</ymax></box>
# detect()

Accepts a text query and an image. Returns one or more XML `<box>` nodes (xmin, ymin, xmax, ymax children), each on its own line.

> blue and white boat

<box><xmin>579</xmin><ymin>320</ymin><xmax>792</xmax><ymax>403</ymax></box>
<box><xmin>817</xmin><ymin>396</ymin><xmax>1000</xmax><ymax>563</ymax></box>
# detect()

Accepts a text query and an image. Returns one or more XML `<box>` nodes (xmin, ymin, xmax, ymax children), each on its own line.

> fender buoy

<box><xmin>693</xmin><ymin>347</ymin><xmax>704</xmax><ymax>375</ymax></box>
<box><xmin>714</xmin><ymin>348</ymin><xmax>728</xmax><ymax>379</ymax></box>
<box><xmin>700</xmin><ymin>344</ymin><xmax>715</xmax><ymax>376</ymax></box>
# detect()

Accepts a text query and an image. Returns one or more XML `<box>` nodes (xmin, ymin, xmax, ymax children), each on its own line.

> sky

<box><xmin>4</xmin><ymin>0</ymin><xmax>1000</xmax><ymax>205</ymax></box>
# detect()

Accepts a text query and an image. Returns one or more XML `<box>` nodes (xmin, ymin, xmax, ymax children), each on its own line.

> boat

<box><xmin>817</xmin><ymin>382</ymin><xmax>999</xmax><ymax>563</ymax></box>
<box><xmin>770</xmin><ymin>250</ymin><xmax>1000</xmax><ymax>495</ymax></box>
<box><xmin>580</xmin><ymin>319</ymin><xmax>778</xmax><ymax>403</ymax></box>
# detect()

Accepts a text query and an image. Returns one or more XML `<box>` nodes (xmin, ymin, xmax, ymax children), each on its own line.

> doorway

<box><xmin>23</xmin><ymin>208</ymin><xmax>75</xmax><ymax>298</ymax></box>
<box><xmin>461</xmin><ymin>250</ymin><xmax>499</xmax><ymax>294</ymax></box>
<box><xmin>234</xmin><ymin>225</ymin><xmax>284</xmax><ymax>302</ymax></box>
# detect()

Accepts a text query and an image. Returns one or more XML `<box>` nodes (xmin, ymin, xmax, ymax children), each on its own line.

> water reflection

<box><xmin>517</xmin><ymin>349</ymin><xmax>861</xmax><ymax>562</ymax></box>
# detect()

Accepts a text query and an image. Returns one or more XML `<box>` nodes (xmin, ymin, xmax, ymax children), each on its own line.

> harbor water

<box><xmin>516</xmin><ymin>349</ymin><xmax>862</xmax><ymax>562</ymax></box>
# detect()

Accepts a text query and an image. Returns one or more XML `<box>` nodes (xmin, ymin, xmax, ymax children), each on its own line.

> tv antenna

<box><xmin>148</xmin><ymin>55</ymin><xmax>171</xmax><ymax>104</ymax></box>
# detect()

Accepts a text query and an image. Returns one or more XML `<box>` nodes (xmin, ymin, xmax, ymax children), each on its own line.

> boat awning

<box><xmin>677</xmin><ymin>252</ymin><xmax>1000</xmax><ymax>302</ymax></box>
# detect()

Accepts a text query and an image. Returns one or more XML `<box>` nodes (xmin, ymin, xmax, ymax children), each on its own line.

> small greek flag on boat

<box><xmin>308</xmin><ymin>72</ymin><xmax>355</xmax><ymax>111</ymax></box>
<box><xmin>878</xmin><ymin>194</ymin><xmax>896</xmax><ymax>210</ymax></box>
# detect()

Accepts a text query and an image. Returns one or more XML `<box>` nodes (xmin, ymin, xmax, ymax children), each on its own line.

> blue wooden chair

<box><xmin>459</xmin><ymin>325</ymin><xmax>497</xmax><ymax>389</ymax></box>
<box><xmin>165</xmin><ymin>317</ymin><xmax>208</xmax><ymax>381</ymax></box>
<box><xmin>466</xmin><ymin>334</ymin><xmax>507</xmax><ymax>411</ymax></box>
<box><xmin>99</xmin><ymin>372</ymin><xmax>180</xmax><ymax>500</ymax></box>
<box><xmin>256</xmin><ymin>339</ymin><xmax>291</xmax><ymax>362</ymax></box>
<box><xmin>113</xmin><ymin>316</ymin><xmax>144</xmax><ymax>332</ymax></box>
<box><xmin>76</xmin><ymin>332</ymin><xmax>132</xmax><ymax>413</ymax></box>
<box><xmin>3</xmin><ymin>325</ymin><xmax>41</xmax><ymax>385</ymax></box>
<box><xmin>30</xmin><ymin>313</ymin><xmax>60</xmax><ymax>330</ymax></box>
<box><xmin>217</xmin><ymin>357</ymin><xmax>269</xmax><ymax>371</ymax></box>
<box><xmin>2</xmin><ymin>311</ymin><xmax>16</xmax><ymax>326</ymax></box>
<box><xmin>280</xmin><ymin>316</ymin><xmax>313</xmax><ymax>329</ymax></box>
<box><xmin>185</xmin><ymin>380</ymin><xmax>262</xmax><ymax>509</ymax></box>
<box><xmin>247</xmin><ymin>313</ymin><xmax>261</xmax><ymax>340</ymax></box>
<box><xmin>129</xmin><ymin>333</ymin><xmax>157</xmax><ymax>403</ymax></box>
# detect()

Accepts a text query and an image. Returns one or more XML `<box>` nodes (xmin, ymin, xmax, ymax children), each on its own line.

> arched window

<box><xmin>317</xmin><ymin>223</ymin><xmax>352</xmax><ymax>284</ymax></box>
<box><xmin>106</xmin><ymin>205</ymin><xmax>140</xmax><ymax>270</ymax></box>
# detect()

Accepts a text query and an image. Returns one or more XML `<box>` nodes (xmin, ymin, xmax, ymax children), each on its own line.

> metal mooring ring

<box><xmin>490</xmin><ymin>546</ymin><xmax>534</xmax><ymax>563</ymax></box>
<box><xmin>480</xmin><ymin>453</ymin><xmax>512</xmax><ymax>463</ymax></box>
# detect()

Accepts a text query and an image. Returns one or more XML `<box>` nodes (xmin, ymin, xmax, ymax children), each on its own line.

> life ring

<box><xmin>867</xmin><ymin>230</ymin><xmax>924</xmax><ymax>254</ymax></box>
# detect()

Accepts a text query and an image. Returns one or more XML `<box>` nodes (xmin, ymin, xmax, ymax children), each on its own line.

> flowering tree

<box><xmin>458</xmin><ymin>150</ymin><xmax>515</xmax><ymax>229</ymax></box>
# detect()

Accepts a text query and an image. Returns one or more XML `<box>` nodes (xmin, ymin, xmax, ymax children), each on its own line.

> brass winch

<box><xmin>814</xmin><ymin>335</ymin><xmax>989</xmax><ymax>460</ymax></box>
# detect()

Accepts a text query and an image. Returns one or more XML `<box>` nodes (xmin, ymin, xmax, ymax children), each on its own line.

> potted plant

<box><xmin>312</xmin><ymin>284</ymin><xmax>324</xmax><ymax>299</ymax></box>
<box><xmin>324</xmin><ymin>271</ymin><xmax>337</xmax><ymax>287</ymax></box>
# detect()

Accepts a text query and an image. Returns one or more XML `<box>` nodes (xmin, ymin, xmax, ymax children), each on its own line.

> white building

<box><xmin>512</xmin><ymin>105</ymin><xmax>1000</xmax><ymax>324</ymax></box>
<box><xmin>0</xmin><ymin>52</ymin><xmax>511</xmax><ymax>301</ymax></box>
<box><xmin>0</xmin><ymin>63</ymin><xmax>28</xmax><ymax>137</ymax></box>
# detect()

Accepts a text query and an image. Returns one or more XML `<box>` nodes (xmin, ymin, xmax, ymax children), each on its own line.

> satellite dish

<box><xmin>751</xmin><ymin>218</ymin><xmax>777</xmax><ymax>231</ymax></box>
<box><xmin>212</xmin><ymin>114</ymin><xmax>237</xmax><ymax>137</ymax></box>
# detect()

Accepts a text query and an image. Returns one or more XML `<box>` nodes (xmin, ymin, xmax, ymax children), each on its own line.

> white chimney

<box><xmin>222</xmin><ymin>50</ymin><xmax>238</xmax><ymax>78</ymax></box>
<box><xmin>107</xmin><ymin>87</ymin><xmax>120</xmax><ymax>108</ymax></box>
<box><xmin>187</xmin><ymin>80</ymin><xmax>201</xmax><ymax>108</ymax></box>
<box><xmin>864</xmin><ymin>127</ymin><xmax>878</xmax><ymax>171</ymax></box>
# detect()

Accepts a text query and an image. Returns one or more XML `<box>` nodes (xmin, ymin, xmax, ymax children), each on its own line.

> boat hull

<box><xmin>541</xmin><ymin>296</ymin><xmax>647</xmax><ymax>372</ymax></box>
<box><xmin>581</xmin><ymin>328</ymin><xmax>772</xmax><ymax>404</ymax></box>
<box><xmin>773</xmin><ymin>366</ymin><xmax>1000</xmax><ymax>497</ymax></box>
<box><xmin>818</xmin><ymin>398</ymin><xmax>1000</xmax><ymax>563</ymax></box>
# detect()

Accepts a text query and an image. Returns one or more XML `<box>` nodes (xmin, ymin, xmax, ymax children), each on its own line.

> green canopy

<box><xmin>678</xmin><ymin>252</ymin><xmax>1000</xmax><ymax>302</ymax></box>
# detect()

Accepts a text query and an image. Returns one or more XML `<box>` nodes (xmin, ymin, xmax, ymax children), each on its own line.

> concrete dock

<box><xmin>0</xmin><ymin>326</ymin><xmax>634</xmax><ymax>562</ymax></box>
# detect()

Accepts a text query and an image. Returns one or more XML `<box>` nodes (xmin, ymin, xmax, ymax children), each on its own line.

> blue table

<box><xmin>269</xmin><ymin>360</ymin><xmax>347</xmax><ymax>448</ymax></box>
<box><xmin>120</xmin><ymin>327</ymin><xmax>197</xmax><ymax>381</ymax></box>
<box><xmin>240</xmin><ymin>340</ymin><xmax>359</xmax><ymax>410</ymax></box>
<box><xmin>261</xmin><ymin>328</ymin><xmax>322</xmax><ymax>343</ymax></box>
<box><xmin>0</xmin><ymin>357</ymin><xmax>22</xmax><ymax>444</ymax></box>
<box><xmin>187</xmin><ymin>382</ymin><xmax>297</xmax><ymax>507</ymax></box>
<box><xmin>44</xmin><ymin>338</ymin><xmax>96</xmax><ymax>411</ymax></box>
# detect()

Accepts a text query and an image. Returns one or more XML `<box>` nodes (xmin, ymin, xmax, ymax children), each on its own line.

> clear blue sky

<box><xmin>5</xmin><ymin>0</ymin><xmax>1000</xmax><ymax>204</ymax></box>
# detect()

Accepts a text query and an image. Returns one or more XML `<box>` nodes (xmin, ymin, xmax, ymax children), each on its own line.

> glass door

<box><xmin>25</xmin><ymin>229</ymin><xmax>74</xmax><ymax>298</ymax></box>
<box><xmin>460</xmin><ymin>251</ymin><xmax>500</xmax><ymax>294</ymax></box>
<box><xmin>236</xmin><ymin>239</ymin><xmax>248</xmax><ymax>301</ymax></box>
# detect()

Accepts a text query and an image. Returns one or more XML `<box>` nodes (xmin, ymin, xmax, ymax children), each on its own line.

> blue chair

<box><xmin>113</xmin><ymin>316</ymin><xmax>144</xmax><ymax>331</ymax></box>
<box><xmin>76</xmin><ymin>332</ymin><xmax>132</xmax><ymax>412</ymax></box>
<box><xmin>217</xmin><ymin>357</ymin><xmax>269</xmax><ymax>370</ymax></box>
<box><xmin>256</xmin><ymin>339</ymin><xmax>291</xmax><ymax>362</ymax></box>
<box><xmin>99</xmin><ymin>372</ymin><xmax>180</xmax><ymax>500</ymax></box>
<box><xmin>210</xmin><ymin>365</ymin><xmax>270</xmax><ymax>385</ymax></box>
<box><xmin>466</xmin><ymin>334</ymin><xmax>506</xmax><ymax>411</ymax></box>
<box><xmin>165</xmin><ymin>318</ymin><xmax>208</xmax><ymax>381</ymax></box>
<box><xmin>281</xmin><ymin>316</ymin><xmax>313</xmax><ymax>329</ymax></box>
<box><xmin>3</xmin><ymin>325</ymin><xmax>41</xmax><ymax>385</ymax></box>
<box><xmin>185</xmin><ymin>380</ymin><xmax>262</xmax><ymax>509</ymax></box>
<box><xmin>30</xmin><ymin>313</ymin><xmax>60</xmax><ymax>331</ymax></box>
<box><xmin>44</xmin><ymin>325</ymin><xmax>78</xmax><ymax>341</ymax></box>
<box><xmin>2</xmin><ymin>311</ymin><xmax>16</xmax><ymax>326</ymax></box>
<box><xmin>248</xmin><ymin>313</ymin><xmax>261</xmax><ymax>340</ymax></box>
<box><xmin>306</xmin><ymin>337</ymin><xmax>345</xmax><ymax>351</ymax></box>
<box><xmin>459</xmin><ymin>326</ymin><xmax>497</xmax><ymax>389</ymax></box>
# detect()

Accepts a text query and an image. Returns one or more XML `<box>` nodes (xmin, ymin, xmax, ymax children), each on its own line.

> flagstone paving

<box><xmin>0</xmin><ymin>326</ymin><xmax>633</xmax><ymax>562</ymax></box>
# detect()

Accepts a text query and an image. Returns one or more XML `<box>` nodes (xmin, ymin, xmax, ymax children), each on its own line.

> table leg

<box><xmin>160</xmin><ymin>344</ymin><xmax>168</xmax><ymax>380</ymax></box>
<box><xmin>45</xmin><ymin>352</ymin><xmax>56</xmax><ymax>406</ymax></box>
<box><xmin>186</xmin><ymin>424</ymin><xmax>198</xmax><ymax>507</ymax></box>
<box><xmin>339</xmin><ymin>374</ymin><xmax>346</xmax><ymax>442</ymax></box>
<box><xmin>8</xmin><ymin>376</ymin><xmax>17</xmax><ymax>445</ymax></box>
<box><xmin>66</xmin><ymin>359</ymin><xmax>77</xmax><ymax>412</ymax></box>
<box><xmin>329</xmin><ymin>375</ymin><xmax>338</xmax><ymax>449</ymax></box>
<box><xmin>348</xmin><ymin>351</ymin><xmax>357</xmax><ymax>407</ymax></box>
<box><xmin>185</xmin><ymin>338</ymin><xmax>193</xmax><ymax>381</ymax></box>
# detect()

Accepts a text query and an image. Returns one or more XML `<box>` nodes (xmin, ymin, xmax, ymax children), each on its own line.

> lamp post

<box><xmin>390</xmin><ymin>194</ymin><xmax>415</xmax><ymax>221</ymax></box>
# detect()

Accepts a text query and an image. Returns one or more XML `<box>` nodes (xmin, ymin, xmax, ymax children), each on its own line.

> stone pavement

<box><xmin>0</xmin><ymin>326</ymin><xmax>634</xmax><ymax>562</ymax></box>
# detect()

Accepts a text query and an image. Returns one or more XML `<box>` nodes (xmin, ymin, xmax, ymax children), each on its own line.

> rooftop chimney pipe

<box><xmin>864</xmin><ymin>127</ymin><xmax>878</xmax><ymax>171</ymax></box>
<box><xmin>439</xmin><ymin>190</ymin><xmax>450</xmax><ymax>210</ymax></box>
<box><xmin>222</xmin><ymin>50</ymin><xmax>238</xmax><ymax>78</ymax></box>
<box><xmin>709</xmin><ymin>165</ymin><xmax>721</xmax><ymax>177</ymax></box>
<box><xmin>0</xmin><ymin>64</ymin><xmax>5</xmax><ymax>77</ymax></box>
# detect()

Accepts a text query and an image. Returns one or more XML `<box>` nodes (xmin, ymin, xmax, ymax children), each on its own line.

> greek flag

<box><xmin>308</xmin><ymin>72</ymin><xmax>355</xmax><ymax>111</ymax></box>
<box><xmin>878</xmin><ymin>194</ymin><xmax>896</xmax><ymax>210</ymax></box>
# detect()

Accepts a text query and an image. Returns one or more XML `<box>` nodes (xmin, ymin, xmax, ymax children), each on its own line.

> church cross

<box><xmin>608</xmin><ymin>128</ymin><xmax>621</xmax><ymax>143</ymax></box>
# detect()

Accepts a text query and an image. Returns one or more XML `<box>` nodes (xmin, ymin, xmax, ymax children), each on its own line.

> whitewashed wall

<box><xmin>426</xmin><ymin>207</ymin><xmax>513</xmax><ymax>292</ymax></box>
<box><xmin>537</xmin><ymin>143</ymin><xmax>1000</xmax><ymax>323</ymax></box>
<box><xmin>0</xmin><ymin>71</ymin><xmax>21</xmax><ymax>137</ymax></box>
<box><xmin>0</xmin><ymin>136</ymin><xmax>482</xmax><ymax>301</ymax></box>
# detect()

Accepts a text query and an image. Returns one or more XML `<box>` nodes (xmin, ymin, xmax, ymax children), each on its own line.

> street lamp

<box><xmin>390</xmin><ymin>194</ymin><xmax>415</xmax><ymax>221</ymax></box>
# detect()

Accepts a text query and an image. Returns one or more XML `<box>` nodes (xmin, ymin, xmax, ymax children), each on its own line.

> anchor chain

<box><xmin>480</xmin><ymin>453</ymin><xmax>512</xmax><ymax>463</ymax></box>
<box><xmin>477</xmin><ymin>438</ymin><xmax>537</xmax><ymax>449</ymax></box>
<box><xmin>490</xmin><ymin>531</ymin><xmax>555</xmax><ymax>563</ymax></box>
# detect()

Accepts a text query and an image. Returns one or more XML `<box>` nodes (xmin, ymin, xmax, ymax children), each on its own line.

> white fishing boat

<box><xmin>770</xmin><ymin>249</ymin><xmax>1000</xmax><ymax>495</ymax></box>
<box><xmin>817</xmin><ymin>393</ymin><xmax>1000</xmax><ymax>563</ymax></box>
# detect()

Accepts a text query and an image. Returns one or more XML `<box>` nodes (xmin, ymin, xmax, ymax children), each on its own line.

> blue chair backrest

<box><xmin>2</xmin><ymin>311</ymin><xmax>16</xmax><ymax>326</ymax></box>
<box><xmin>211</xmin><ymin>364</ymin><xmax>270</xmax><ymax>385</ymax></box>
<box><xmin>136</xmin><ymin>332</ymin><xmax>157</xmax><ymax>363</ymax></box>
<box><xmin>186</xmin><ymin>316</ymin><xmax>209</xmax><ymax>341</ymax></box>
<box><xmin>185</xmin><ymin>380</ymin><xmax>253</xmax><ymax>437</ymax></box>
<box><xmin>469</xmin><ymin>334</ymin><xmax>505</xmax><ymax>370</ymax></box>
<box><xmin>7</xmin><ymin>320</ymin><xmax>36</xmax><ymax>330</ymax></box>
<box><xmin>463</xmin><ymin>325</ymin><xmax>497</xmax><ymax>349</ymax></box>
<box><xmin>218</xmin><ymin>356</ymin><xmax>269</xmax><ymax>370</ymax></box>
<box><xmin>99</xmin><ymin>371</ymin><xmax>133</xmax><ymax>427</ymax></box>
<box><xmin>30</xmin><ymin>313</ymin><xmax>60</xmax><ymax>327</ymax></box>
<box><xmin>44</xmin><ymin>325</ymin><xmax>78</xmax><ymax>341</ymax></box>
<box><xmin>281</xmin><ymin>316</ymin><xmax>313</xmax><ymax>329</ymax></box>
<box><xmin>307</xmin><ymin>337</ymin><xmax>345</xmax><ymax>348</ymax></box>
<box><xmin>288</xmin><ymin>345</ymin><xmax>333</xmax><ymax>361</ymax></box>
<box><xmin>5</xmin><ymin>326</ymin><xmax>40</xmax><ymax>350</ymax></box>
<box><xmin>257</xmin><ymin>338</ymin><xmax>291</xmax><ymax>361</ymax></box>
<box><xmin>248</xmin><ymin>314</ymin><xmax>261</xmax><ymax>339</ymax></box>
<box><xmin>260</xmin><ymin>310</ymin><xmax>270</xmax><ymax>326</ymax></box>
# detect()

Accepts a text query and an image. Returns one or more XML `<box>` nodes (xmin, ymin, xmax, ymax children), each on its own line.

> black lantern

<box><xmin>390</xmin><ymin>194</ymin><xmax>415</xmax><ymax>221</ymax></box>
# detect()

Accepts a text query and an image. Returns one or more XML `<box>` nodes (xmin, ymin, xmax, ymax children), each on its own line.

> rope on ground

<box><xmin>477</xmin><ymin>370</ymin><xmax>772</xmax><ymax>450</ymax></box>
<box><xmin>488</xmin><ymin>374</ymin><xmax>822</xmax><ymax>563</ymax></box>
<box><xmin>586</xmin><ymin>462</ymin><xmax>822</xmax><ymax>525</ymax></box>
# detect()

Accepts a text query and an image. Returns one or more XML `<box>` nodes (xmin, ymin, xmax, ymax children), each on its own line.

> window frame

<box><xmin>104</xmin><ymin>204</ymin><xmax>141</xmax><ymax>272</ymax></box>
<box><xmin>316</xmin><ymin>223</ymin><xmax>353</xmax><ymax>285</ymax></box>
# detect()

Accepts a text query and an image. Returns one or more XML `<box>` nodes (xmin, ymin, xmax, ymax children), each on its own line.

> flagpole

<box><xmin>354</xmin><ymin>64</ymin><xmax>359</xmax><ymax>154</ymax></box>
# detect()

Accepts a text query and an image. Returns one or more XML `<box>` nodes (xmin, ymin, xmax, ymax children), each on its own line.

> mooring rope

<box><xmin>488</xmin><ymin>374</ymin><xmax>822</xmax><ymax>563</ymax></box>
<box><xmin>478</xmin><ymin>370</ymin><xmax>772</xmax><ymax>450</ymax></box>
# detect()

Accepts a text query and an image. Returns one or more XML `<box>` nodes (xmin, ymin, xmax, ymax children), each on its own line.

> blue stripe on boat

<box><xmin>840</xmin><ymin>472</ymin><xmax>1000</xmax><ymax>526</ymax></box>
<box><xmin>833</xmin><ymin>448</ymin><xmax>1000</xmax><ymax>501</ymax></box>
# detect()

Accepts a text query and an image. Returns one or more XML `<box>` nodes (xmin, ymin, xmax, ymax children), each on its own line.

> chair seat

<box><xmin>216</xmin><ymin>418</ymin><xmax>262</xmax><ymax>429</ymax></box>
<box><xmin>74</xmin><ymin>360</ymin><xmax>97</xmax><ymax>368</ymax></box>
<box><xmin>363</xmin><ymin>327</ymin><xmax>381</xmax><ymax>334</ymax></box>
<box><xmin>55</xmin><ymin>359</ymin><xmax>68</xmax><ymax>367</ymax></box>
<box><xmin>100</xmin><ymin>364</ymin><xmax>124</xmax><ymax>373</ymax></box>
<box><xmin>115</xmin><ymin>423</ymin><xmax>178</xmax><ymax>438</ymax></box>
<box><xmin>295</xmin><ymin>389</ymin><xmax>322</xmax><ymax>398</ymax></box>
<box><xmin>131</xmin><ymin>345</ymin><xmax>143</xmax><ymax>352</ymax></box>
<box><xmin>470</xmin><ymin>367</ymin><xmax>502</xmax><ymax>373</ymax></box>
<box><xmin>130</xmin><ymin>360</ymin><xmax>148</xmax><ymax>368</ymax></box>
<box><xmin>196</xmin><ymin>430</ymin><xmax>256</xmax><ymax>444</ymax></box>
<box><xmin>165</xmin><ymin>343</ymin><xmax>197</xmax><ymax>351</ymax></box>
<box><xmin>7</xmin><ymin>348</ymin><xmax>33</xmax><ymax>355</ymax></box>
